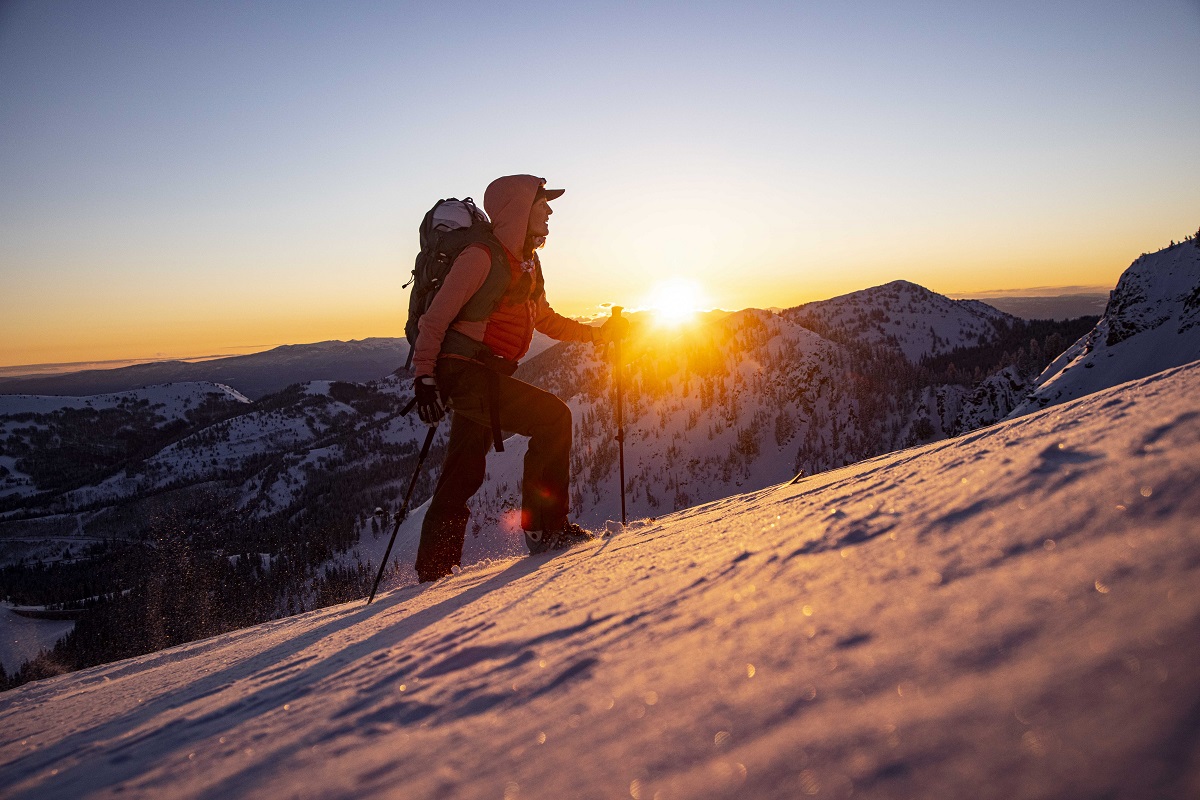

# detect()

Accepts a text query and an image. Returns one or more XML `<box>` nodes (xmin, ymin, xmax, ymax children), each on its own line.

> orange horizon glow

<box><xmin>0</xmin><ymin>309</ymin><xmax>404</xmax><ymax>370</ymax></box>
<box><xmin>2</xmin><ymin>3</ymin><xmax>1196</xmax><ymax>373</ymax></box>
<box><xmin>0</xmin><ymin>271</ymin><xmax>1125</xmax><ymax>370</ymax></box>
<box><xmin>0</xmin><ymin>220</ymin><xmax>1179</xmax><ymax>370</ymax></box>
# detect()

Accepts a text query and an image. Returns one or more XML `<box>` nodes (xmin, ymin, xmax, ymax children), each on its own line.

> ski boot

<box><xmin>525</xmin><ymin>521</ymin><xmax>595</xmax><ymax>554</ymax></box>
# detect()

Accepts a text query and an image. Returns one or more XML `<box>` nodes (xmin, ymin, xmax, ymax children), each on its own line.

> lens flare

<box><xmin>643</xmin><ymin>278</ymin><xmax>708</xmax><ymax>327</ymax></box>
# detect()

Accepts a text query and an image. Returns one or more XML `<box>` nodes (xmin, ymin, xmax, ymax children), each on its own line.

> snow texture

<box><xmin>2</xmin><ymin>359</ymin><xmax>1198</xmax><ymax>799</ymax></box>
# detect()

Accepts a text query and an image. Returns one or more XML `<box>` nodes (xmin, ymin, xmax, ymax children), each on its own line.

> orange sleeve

<box><xmin>533</xmin><ymin>292</ymin><xmax>596</xmax><ymax>343</ymax></box>
<box><xmin>411</xmin><ymin>245</ymin><xmax>492</xmax><ymax>377</ymax></box>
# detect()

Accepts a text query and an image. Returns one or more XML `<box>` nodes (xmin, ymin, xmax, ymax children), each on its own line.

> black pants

<box><xmin>414</xmin><ymin>359</ymin><xmax>573</xmax><ymax>582</ymax></box>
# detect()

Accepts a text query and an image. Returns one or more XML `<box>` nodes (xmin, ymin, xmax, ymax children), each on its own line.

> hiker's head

<box><xmin>484</xmin><ymin>175</ymin><xmax>563</xmax><ymax>257</ymax></box>
<box><xmin>527</xmin><ymin>196</ymin><xmax>553</xmax><ymax>239</ymax></box>
<box><xmin>527</xmin><ymin>184</ymin><xmax>563</xmax><ymax>250</ymax></box>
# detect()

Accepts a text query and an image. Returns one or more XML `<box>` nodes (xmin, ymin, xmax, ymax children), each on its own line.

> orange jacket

<box><xmin>411</xmin><ymin>174</ymin><xmax>594</xmax><ymax>377</ymax></box>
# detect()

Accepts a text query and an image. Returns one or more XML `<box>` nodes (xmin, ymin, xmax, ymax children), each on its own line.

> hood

<box><xmin>483</xmin><ymin>174</ymin><xmax>546</xmax><ymax>256</ymax></box>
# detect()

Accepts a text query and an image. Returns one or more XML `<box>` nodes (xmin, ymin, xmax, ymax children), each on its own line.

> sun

<box><xmin>644</xmin><ymin>278</ymin><xmax>708</xmax><ymax>327</ymax></box>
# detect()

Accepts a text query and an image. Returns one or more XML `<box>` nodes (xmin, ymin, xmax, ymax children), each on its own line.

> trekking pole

<box><xmin>612</xmin><ymin>306</ymin><xmax>627</xmax><ymax>527</ymax></box>
<box><xmin>367</xmin><ymin>403</ymin><xmax>437</xmax><ymax>605</ymax></box>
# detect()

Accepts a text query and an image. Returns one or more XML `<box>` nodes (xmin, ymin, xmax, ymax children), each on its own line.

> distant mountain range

<box><xmin>392</xmin><ymin>246</ymin><xmax>1200</xmax><ymax>562</ymax></box>
<box><xmin>963</xmin><ymin>293</ymin><xmax>1109</xmax><ymax>320</ymax></box>
<box><xmin>0</xmin><ymin>339</ymin><xmax>411</xmax><ymax>400</ymax></box>
<box><xmin>8</xmin><ymin>240</ymin><xmax>1199</xmax><ymax>687</ymax></box>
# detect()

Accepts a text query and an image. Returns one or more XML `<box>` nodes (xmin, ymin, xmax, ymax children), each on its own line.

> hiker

<box><xmin>410</xmin><ymin>174</ymin><xmax>627</xmax><ymax>582</ymax></box>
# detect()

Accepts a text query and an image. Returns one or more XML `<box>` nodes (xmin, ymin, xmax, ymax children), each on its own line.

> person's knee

<box><xmin>550</xmin><ymin>399</ymin><xmax>572</xmax><ymax>436</ymax></box>
<box><xmin>528</xmin><ymin>396</ymin><xmax>571</xmax><ymax>447</ymax></box>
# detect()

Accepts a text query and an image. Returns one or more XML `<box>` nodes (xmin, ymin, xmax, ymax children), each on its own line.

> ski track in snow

<box><xmin>1</xmin><ymin>362</ymin><xmax>1199</xmax><ymax>798</ymax></box>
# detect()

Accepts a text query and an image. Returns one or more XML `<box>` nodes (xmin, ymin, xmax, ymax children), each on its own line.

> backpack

<box><xmin>402</xmin><ymin>198</ymin><xmax>509</xmax><ymax>370</ymax></box>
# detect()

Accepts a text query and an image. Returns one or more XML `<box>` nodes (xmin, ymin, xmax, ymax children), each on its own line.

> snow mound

<box><xmin>1</xmin><ymin>362</ymin><xmax>1198</xmax><ymax>799</ymax></box>
<box><xmin>1011</xmin><ymin>241</ymin><xmax>1200</xmax><ymax>416</ymax></box>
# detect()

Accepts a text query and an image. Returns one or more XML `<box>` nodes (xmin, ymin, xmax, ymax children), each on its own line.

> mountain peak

<box><xmin>786</xmin><ymin>280</ymin><xmax>1014</xmax><ymax>362</ymax></box>
<box><xmin>879</xmin><ymin>278</ymin><xmax>931</xmax><ymax>292</ymax></box>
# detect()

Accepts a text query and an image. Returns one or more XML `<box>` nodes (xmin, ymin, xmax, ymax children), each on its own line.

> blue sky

<box><xmin>1</xmin><ymin>0</ymin><xmax>1198</xmax><ymax>365</ymax></box>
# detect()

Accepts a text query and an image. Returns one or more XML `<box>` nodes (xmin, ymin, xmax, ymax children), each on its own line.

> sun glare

<box><xmin>644</xmin><ymin>278</ymin><xmax>708</xmax><ymax>327</ymax></box>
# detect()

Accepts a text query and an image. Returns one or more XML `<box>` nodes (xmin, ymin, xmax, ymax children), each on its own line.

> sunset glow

<box><xmin>642</xmin><ymin>278</ymin><xmax>709</xmax><ymax>328</ymax></box>
<box><xmin>0</xmin><ymin>2</ymin><xmax>1197</xmax><ymax>367</ymax></box>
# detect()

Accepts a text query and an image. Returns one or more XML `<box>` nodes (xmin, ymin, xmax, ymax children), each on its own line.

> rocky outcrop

<box><xmin>1009</xmin><ymin>240</ymin><xmax>1200</xmax><ymax>416</ymax></box>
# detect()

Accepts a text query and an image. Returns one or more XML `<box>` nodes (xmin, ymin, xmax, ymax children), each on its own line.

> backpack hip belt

<box><xmin>440</xmin><ymin>329</ymin><xmax>517</xmax><ymax>453</ymax></box>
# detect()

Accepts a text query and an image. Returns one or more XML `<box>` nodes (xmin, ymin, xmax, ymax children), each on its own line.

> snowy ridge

<box><xmin>452</xmin><ymin>312</ymin><xmax>856</xmax><ymax>536</ymax></box>
<box><xmin>0</xmin><ymin>382</ymin><xmax>249</xmax><ymax>418</ymax></box>
<box><xmin>1</xmin><ymin>360</ymin><xmax>1197</xmax><ymax>798</ymax></box>
<box><xmin>63</xmin><ymin>379</ymin><xmax>430</xmax><ymax>515</ymax></box>
<box><xmin>786</xmin><ymin>280</ymin><xmax>1014</xmax><ymax>362</ymax></box>
<box><xmin>0</xmin><ymin>383</ymin><xmax>251</xmax><ymax>501</ymax></box>
<box><xmin>1011</xmin><ymin>241</ymin><xmax>1200</xmax><ymax>415</ymax></box>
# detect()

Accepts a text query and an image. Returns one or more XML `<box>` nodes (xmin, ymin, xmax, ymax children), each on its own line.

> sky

<box><xmin>1</xmin><ymin>0</ymin><xmax>1198</xmax><ymax>367</ymax></box>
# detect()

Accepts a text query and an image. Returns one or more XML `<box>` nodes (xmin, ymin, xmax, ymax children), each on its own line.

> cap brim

<box><xmin>539</xmin><ymin>188</ymin><xmax>565</xmax><ymax>201</ymax></box>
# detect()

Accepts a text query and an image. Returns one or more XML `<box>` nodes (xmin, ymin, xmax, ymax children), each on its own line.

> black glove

<box><xmin>414</xmin><ymin>376</ymin><xmax>445</xmax><ymax>425</ymax></box>
<box><xmin>595</xmin><ymin>313</ymin><xmax>630</xmax><ymax>346</ymax></box>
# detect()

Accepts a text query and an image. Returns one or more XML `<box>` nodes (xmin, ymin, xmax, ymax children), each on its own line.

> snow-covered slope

<box><xmin>61</xmin><ymin>378</ymin><xmax>432</xmax><ymax>514</ymax></box>
<box><xmin>0</xmin><ymin>382</ymin><xmax>249</xmax><ymax>418</ymax></box>
<box><xmin>1011</xmin><ymin>241</ymin><xmax>1200</xmax><ymax>416</ymax></box>
<box><xmin>787</xmin><ymin>280</ymin><xmax>1014</xmax><ymax>362</ymax></box>
<box><xmin>524</xmin><ymin>331</ymin><xmax>557</xmax><ymax>361</ymax></box>
<box><xmin>0</xmin><ymin>383</ymin><xmax>250</xmax><ymax>500</ymax></box>
<box><xmin>2</xmin><ymin>360</ymin><xmax>1197</xmax><ymax>799</ymax></box>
